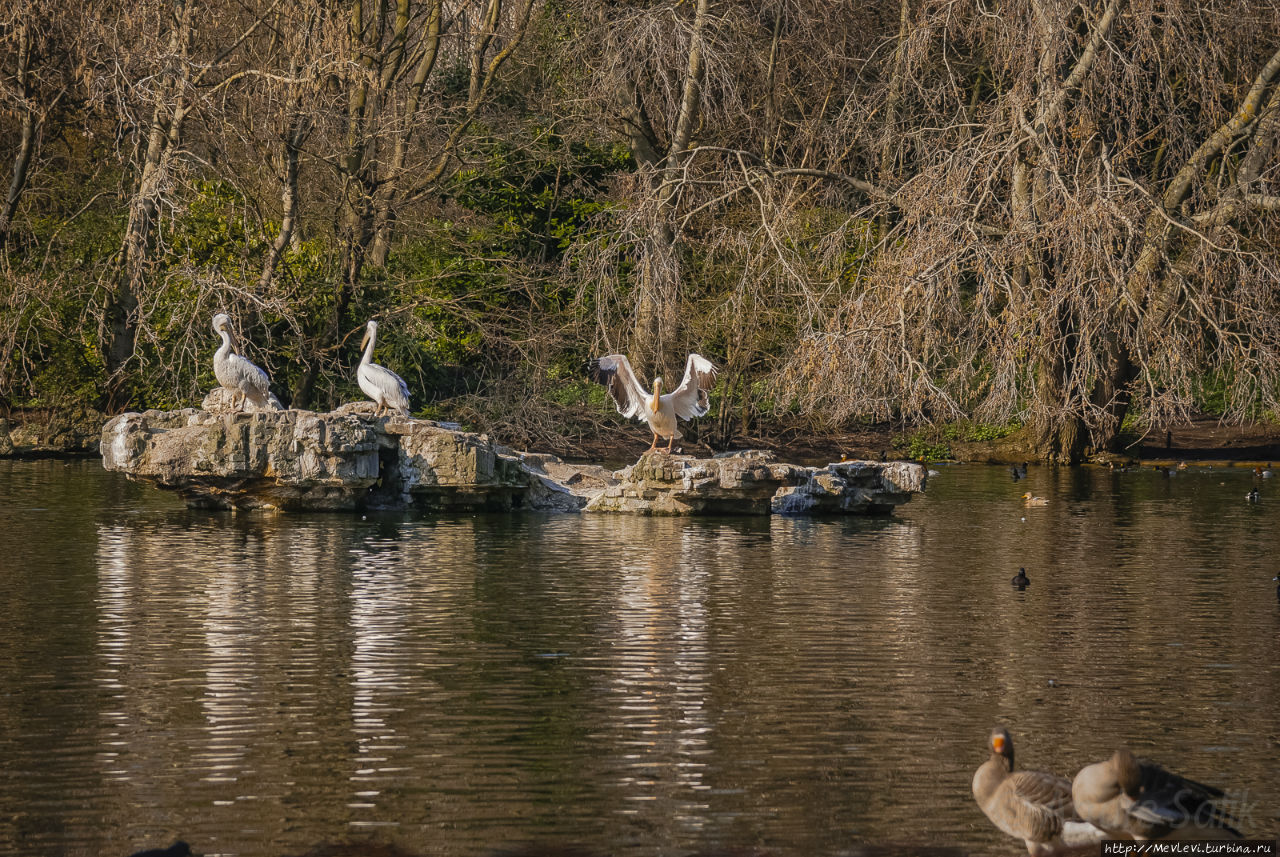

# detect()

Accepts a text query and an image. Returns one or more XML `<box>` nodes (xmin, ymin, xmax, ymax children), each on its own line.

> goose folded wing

<box><xmin>1135</xmin><ymin>762</ymin><xmax>1242</xmax><ymax>834</ymax></box>
<box><xmin>998</xmin><ymin>771</ymin><xmax>1075</xmax><ymax>840</ymax></box>
<box><xmin>668</xmin><ymin>353</ymin><xmax>718</xmax><ymax>419</ymax></box>
<box><xmin>589</xmin><ymin>354</ymin><xmax>647</xmax><ymax>420</ymax></box>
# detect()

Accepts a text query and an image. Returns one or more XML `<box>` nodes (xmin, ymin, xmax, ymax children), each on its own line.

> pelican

<box><xmin>1072</xmin><ymin>748</ymin><xmax>1242</xmax><ymax>840</ymax></box>
<box><xmin>588</xmin><ymin>353</ymin><xmax>717</xmax><ymax>453</ymax></box>
<box><xmin>973</xmin><ymin>727</ymin><xmax>1106</xmax><ymax>855</ymax></box>
<box><xmin>212</xmin><ymin>313</ymin><xmax>272</xmax><ymax>411</ymax></box>
<box><xmin>357</xmin><ymin>319</ymin><xmax>410</xmax><ymax>416</ymax></box>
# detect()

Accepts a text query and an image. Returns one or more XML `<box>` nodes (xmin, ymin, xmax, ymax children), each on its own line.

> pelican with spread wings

<box><xmin>588</xmin><ymin>353</ymin><xmax>717</xmax><ymax>453</ymax></box>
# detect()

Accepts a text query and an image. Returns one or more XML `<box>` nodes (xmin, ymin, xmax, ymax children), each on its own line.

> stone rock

<box><xmin>101</xmin><ymin>402</ymin><xmax>925</xmax><ymax>515</ymax></box>
<box><xmin>201</xmin><ymin>387</ymin><xmax>284</xmax><ymax>413</ymax></box>
<box><xmin>771</xmin><ymin>460</ymin><xmax>927</xmax><ymax>514</ymax></box>
<box><xmin>101</xmin><ymin>401</ymin><xmax>604</xmax><ymax>512</ymax></box>
<box><xmin>584</xmin><ymin>450</ymin><xmax>926</xmax><ymax>516</ymax></box>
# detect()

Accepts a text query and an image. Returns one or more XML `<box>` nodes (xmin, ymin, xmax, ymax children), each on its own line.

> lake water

<box><xmin>1</xmin><ymin>458</ymin><xmax>1277</xmax><ymax>857</ymax></box>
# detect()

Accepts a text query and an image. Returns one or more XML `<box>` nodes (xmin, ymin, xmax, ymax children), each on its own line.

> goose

<box><xmin>588</xmin><ymin>353</ymin><xmax>717</xmax><ymax>453</ymax></box>
<box><xmin>1071</xmin><ymin>748</ymin><xmax>1243</xmax><ymax>841</ymax></box>
<box><xmin>357</xmin><ymin>320</ymin><xmax>410</xmax><ymax>416</ymax></box>
<box><xmin>973</xmin><ymin>727</ymin><xmax>1105</xmax><ymax>855</ymax></box>
<box><xmin>212</xmin><ymin>313</ymin><xmax>272</xmax><ymax>411</ymax></box>
<box><xmin>1022</xmin><ymin>492</ymin><xmax>1049</xmax><ymax>506</ymax></box>
<box><xmin>1011</xmin><ymin>568</ymin><xmax>1030</xmax><ymax>589</ymax></box>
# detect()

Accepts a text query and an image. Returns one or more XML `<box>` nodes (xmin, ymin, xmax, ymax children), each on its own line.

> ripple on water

<box><xmin>0</xmin><ymin>460</ymin><xmax>1276</xmax><ymax>856</ymax></box>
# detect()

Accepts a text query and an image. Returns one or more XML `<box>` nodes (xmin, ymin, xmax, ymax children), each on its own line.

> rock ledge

<box><xmin>102</xmin><ymin>406</ymin><xmax>925</xmax><ymax>515</ymax></box>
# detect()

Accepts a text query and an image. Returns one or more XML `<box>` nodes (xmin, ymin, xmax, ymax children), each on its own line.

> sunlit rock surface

<box><xmin>101</xmin><ymin>404</ymin><xmax>925</xmax><ymax>514</ymax></box>
<box><xmin>586</xmin><ymin>450</ymin><xmax>925</xmax><ymax>515</ymax></box>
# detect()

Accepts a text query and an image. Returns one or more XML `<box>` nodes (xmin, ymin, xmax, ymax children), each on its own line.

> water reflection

<box><xmin>0</xmin><ymin>461</ymin><xmax>1277</xmax><ymax>857</ymax></box>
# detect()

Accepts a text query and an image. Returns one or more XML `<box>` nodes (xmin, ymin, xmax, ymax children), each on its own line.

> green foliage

<box><xmin>450</xmin><ymin>132</ymin><xmax>630</xmax><ymax>263</ymax></box>
<box><xmin>891</xmin><ymin>420</ymin><xmax>1021</xmax><ymax>460</ymax></box>
<box><xmin>891</xmin><ymin>432</ymin><xmax>953</xmax><ymax>461</ymax></box>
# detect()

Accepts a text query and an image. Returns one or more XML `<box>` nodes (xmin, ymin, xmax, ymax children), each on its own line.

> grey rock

<box><xmin>102</xmin><ymin>398</ymin><xmax>925</xmax><ymax>515</ymax></box>
<box><xmin>201</xmin><ymin>387</ymin><xmax>284</xmax><ymax>413</ymax></box>
<box><xmin>585</xmin><ymin>450</ymin><xmax>925</xmax><ymax>516</ymax></box>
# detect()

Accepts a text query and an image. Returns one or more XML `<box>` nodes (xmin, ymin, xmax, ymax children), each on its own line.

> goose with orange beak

<box><xmin>973</xmin><ymin>727</ymin><xmax>1105</xmax><ymax>854</ymax></box>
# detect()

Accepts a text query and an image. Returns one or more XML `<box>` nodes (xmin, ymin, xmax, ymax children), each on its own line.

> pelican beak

<box><xmin>360</xmin><ymin>330</ymin><xmax>369</xmax><ymax>352</ymax></box>
<box><xmin>651</xmin><ymin>379</ymin><xmax>661</xmax><ymax>412</ymax></box>
<box><xmin>992</xmin><ymin>734</ymin><xmax>1006</xmax><ymax>753</ymax></box>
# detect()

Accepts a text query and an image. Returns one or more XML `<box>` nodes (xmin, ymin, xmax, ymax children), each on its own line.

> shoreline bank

<box><xmin>6</xmin><ymin>408</ymin><xmax>1280</xmax><ymax>468</ymax></box>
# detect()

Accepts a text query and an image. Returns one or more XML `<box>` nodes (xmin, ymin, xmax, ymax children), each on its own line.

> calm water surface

<box><xmin>1</xmin><ymin>459</ymin><xmax>1277</xmax><ymax>857</ymax></box>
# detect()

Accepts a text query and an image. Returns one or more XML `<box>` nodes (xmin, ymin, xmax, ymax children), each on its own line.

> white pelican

<box><xmin>588</xmin><ymin>352</ymin><xmax>717</xmax><ymax>453</ymax></box>
<box><xmin>212</xmin><ymin>313</ymin><xmax>272</xmax><ymax>411</ymax></box>
<box><xmin>357</xmin><ymin>319</ymin><xmax>410</xmax><ymax>416</ymax></box>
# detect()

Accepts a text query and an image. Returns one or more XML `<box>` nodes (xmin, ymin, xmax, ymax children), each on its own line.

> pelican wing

<box><xmin>589</xmin><ymin>354</ymin><xmax>649</xmax><ymax>420</ymax></box>
<box><xmin>367</xmin><ymin>362</ymin><xmax>411</xmax><ymax>411</ymax></box>
<box><xmin>357</xmin><ymin>360</ymin><xmax>410</xmax><ymax>412</ymax></box>
<box><xmin>229</xmin><ymin>353</ymin><xmax>271</xmax><ymax>406</ymax></box>
<box><xmin>667</xmin><ymin>353</ymin><xmax>717</xmax><ymax>419</ymax></box>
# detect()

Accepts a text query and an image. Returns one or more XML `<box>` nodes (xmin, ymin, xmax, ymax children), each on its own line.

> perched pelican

<box><xmin>1011</xmin><ymin>567</ymin><xmax>1030</xmax><ymax>589</ymax></box>
<box><xmin>212</xmin><ymin>313</ymin><xmax>272</xmax><ymax>411</ymax></box>
<box><xmin>357</xmin><ymin>320</ymin><xmax>411</xmax><ymax>416</ymax></box>
<box><xmin>1072</xmin><ymin>748</ymin><xmax>1242</xmax><ymax>840</ymax></box>
<box><xmin>973</xmin><ymin>728</ymin><xmax>1105</xmax><ymax>855</ymax></box>
<box><xmin>588</xmin><ymin>353</ymin><xmax>717</xmax><ymax>453</ymax></box>
<box><xmin>1022</xmin><ymin>492</ymin><xmax>1049</xmax><ymax>506</ymax></box>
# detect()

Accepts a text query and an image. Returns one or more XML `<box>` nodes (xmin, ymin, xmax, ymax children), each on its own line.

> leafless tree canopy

<box><xmin>3</xmin><ymin>0</ymin><xmax>1279</xmax><ymax>458</ymax></box>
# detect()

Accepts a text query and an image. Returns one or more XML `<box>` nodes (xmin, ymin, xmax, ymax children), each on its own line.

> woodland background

<box><xmin>2</xmin><ymin>0</ymin><xmax>1279</xmax><ymax>461</ymax></box>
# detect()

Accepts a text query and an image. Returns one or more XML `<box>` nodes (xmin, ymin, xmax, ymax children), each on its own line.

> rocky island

<box><xmin>101</xmin><ymin>398</ymin><xmax>926</xmax><ymax>515</ymax></box>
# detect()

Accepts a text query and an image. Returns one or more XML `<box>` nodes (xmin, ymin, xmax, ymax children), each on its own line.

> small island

<box><xmin>100</xmin><ymin>395</ymin><xmax>926</xmax><ymax>516</ymax></box>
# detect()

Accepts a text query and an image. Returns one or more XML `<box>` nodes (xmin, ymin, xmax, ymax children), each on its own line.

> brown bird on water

<box><xmin>1071</xmin><ymin>748</ymin><xmax>1243</xmax><ymax>841</ymax></box>
<box><xmin>972</xmin><ymin>728</ymin><xmax>1105</xmax><ymax>855</ymax></box>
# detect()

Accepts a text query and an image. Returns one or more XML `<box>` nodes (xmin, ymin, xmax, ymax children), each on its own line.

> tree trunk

<box><xmin>105</xmin><ymin>0</ymin><xmax>194</xmax><ymax>409</ymax></box>
<box><xmin>633</xmin><ymin>0</ymin><xmax>710</xmax><ymax>366</ymax></box>
<box><xmin>0</xmin><ymin>22</ymin><xmax>35</xmax><ymax>248</ymax></box>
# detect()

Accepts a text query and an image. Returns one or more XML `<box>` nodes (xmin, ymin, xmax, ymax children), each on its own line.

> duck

<box><xmin>1022</xmin><ymin>492</ymin><xmax>1049</xmax><ymax>506</ymax></box>
<box><xmin>1012</xmin><ymin>568</ymin><xmax>1030</xmax><ymax>589</ymax></box>
<box><xmin>1246</xmin><ymin>489</ymin><xmax>1260</xmax><ymax>503</ymax></box>
<box><xmin>973</xmin><ymin>727</ymin><xmax>1105</xmax><ymax>855</ymax></box>
<box><xmin>1011</xmin><ymin>463</ymin><xmax>1028</xmax><ymax>481</ymax></box>
<box><xmin>1273</xmin><ymin>575</ymin><xmax>1279</xmax><ymax>601</ymax></box>
<box><xmin>1071</xmin><ymin>748</ymin><xmax>1242</xmax><ymax>841</ymax></box>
